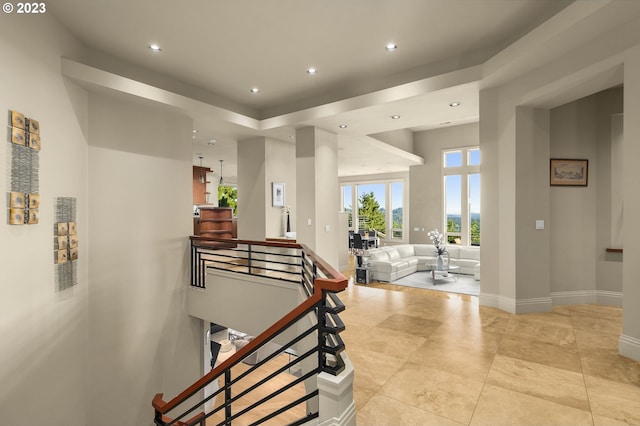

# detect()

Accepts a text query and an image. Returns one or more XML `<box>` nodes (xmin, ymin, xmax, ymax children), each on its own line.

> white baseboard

<box><xmin>317</xmin><ymin>402</ymin><xmax>356</xmax><ymax>426</ymax></box>
<box><xmin>480</xmin><ymin>293</ymin><xmax>553</xmax><ymax>314</ymax></box>
<box><xmin>550</xmin><ymin>290</ymin><xmax>622</xmax><ymax>307</ymax></box>
<box><xmin>481</xmin><ymin>291</ymin><xmax>623</xmax><ymax>313</ymax></box>
<box><xmin>515</xmin><ymin>297</ymin><xmax>553</xmax><ymax>314</ymax></box>
<box><xmin>478</xmin><ymin>292</ymin><xmax>499</xmax><ymax>308</ymax></box>
<box><xmin>550</xmin><ymin>290</ymin><xmax>597</xmax><ymax>305</ymax></box>
<box><xmin>596</xmin><ymin>290</ymin><xmax>623</xmax><ymax>306</ymax></box>
<box><xmin>619</xmin><ymin>334</ymin><xmax>640</xmax><ymax>362</ymax></box>
<box><xmin>478</xmin><ymin>292</ymin><xmax>516</xmax><ymax>314</ymax></box>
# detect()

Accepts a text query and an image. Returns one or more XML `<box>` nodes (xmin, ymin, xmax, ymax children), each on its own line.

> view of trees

<box><xmin>358</xmin><ymin>192</ymin><xmax>385</xmax><ymax>235</ymax></box>
<box><xmin>447</xmin><ymin>214</ymin><xmax>481</xmax><ymax>245</ymax></box>
<box><xmin>347</xmin><ymin>183</ymin><xmax>483</xmax><ymax>244</ymax></box>
<box><xmin>218</xmin><ymin>185</ymin><xmax>238</xmax><ymax>216</ymax></box>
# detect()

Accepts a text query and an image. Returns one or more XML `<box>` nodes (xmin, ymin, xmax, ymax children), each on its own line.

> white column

<box><xmin>620</xmin><ymin>49</ymin><xmax>640</xmax><ymax>361</ymax></box>
<box><xmin>295</xmin><ymin>127</ymin><xmax>340</xmax><ymax>267</ymax></box>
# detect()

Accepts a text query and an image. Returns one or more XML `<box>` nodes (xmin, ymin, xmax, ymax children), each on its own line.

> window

<box><xmin>341</xmin><ymin>180</ymin><xmax>405</xmax><ymax>241</ymax></box>
<box><xmin>357</xmin><ymin>183</ymin><xmax>386</xmax><ymax>233</ymax></box>
<box><xmin>342</xmin><ymin>185</ymin><xmax>353</xmax><ymax>227</ymax></box>
<box><xmin>391</xmin><ymin>182</ymin><xmax>403</xmax><ymax>239</ymax></box>
<box><xmin>442</xmin><ymin>147</ymin><xmax>480</xmax><ymax>246</ymax></box>
<box><xmin>218</xmin><ymin>185</ymin><xmax>238</xmax><ymax>216</ymax></box>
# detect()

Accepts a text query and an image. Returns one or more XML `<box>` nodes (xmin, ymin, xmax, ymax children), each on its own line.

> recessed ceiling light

<box><xmin>307</xmin><ymin>67</ymin><xmax>317</xmax><ymax>75</ymax></box>
<box><xmin>449</xmin><ymin>101</ymin><xmax>461</xmax><ymax>107</ymax></box>
<box><xmin>149</xmin><ymin>44</ymin><xmax>162</xmax><ymax>52</ymax></box>
<box><xmin>250</xmin><ymin>87</ymin><xmax>260</xmax><ymax>94</ymax></box>
<box><xmin>339</xmin><ymin>124</ymin><xmax>348</xmax><ymax>129</ymax></box>
<box><xmin>385</xmin><ymin>43</ymin><xmax>398</xmax><ymax>51</ymax></box>
<box><xmin>391</xmin><ymin>115</ymin><xmax>401</xmax><ymax>120</ymax></box>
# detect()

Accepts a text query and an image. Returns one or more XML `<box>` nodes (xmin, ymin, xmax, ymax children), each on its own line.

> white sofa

<box><xmin>365</xmin><ymin>244</ymin><xmax>480</xmax><ymax>282</ymax></box>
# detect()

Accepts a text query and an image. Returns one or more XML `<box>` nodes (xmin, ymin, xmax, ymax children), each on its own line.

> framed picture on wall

<box><xmin>272</xmin><ymin>182</ymin><xmax>285</xmax><ymax>207</ymax></box>
<box><xmin>550</xmin><ymin>159</ymin><xmax>588</xmax><ymax>186</ymax></box>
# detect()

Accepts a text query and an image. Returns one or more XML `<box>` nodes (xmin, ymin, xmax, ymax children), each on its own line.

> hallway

<box><xmin>339</xmin><ymin>273</ymin><xmax>640</xmax><ymax>425</ymax></box>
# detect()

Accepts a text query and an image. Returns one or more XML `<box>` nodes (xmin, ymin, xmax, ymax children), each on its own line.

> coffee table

<box><xmin>430</xmin><ymin>265</ymin><xmax>460</xmax><ymax>284</ymax></box>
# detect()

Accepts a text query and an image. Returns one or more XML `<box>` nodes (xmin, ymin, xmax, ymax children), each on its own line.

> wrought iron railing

<box><xmin>153</xmin><ymin>237</ymin><xmax>347</xmax><ymax>426</ymax></box>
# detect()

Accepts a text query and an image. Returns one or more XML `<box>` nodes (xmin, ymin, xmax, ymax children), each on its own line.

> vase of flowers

<box><xmin>427</xmin><ymin>229</ymin><xmax>448</xmax><ymax>271</ymax></box>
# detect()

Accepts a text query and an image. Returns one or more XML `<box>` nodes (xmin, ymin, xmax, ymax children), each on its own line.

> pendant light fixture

<box><xmin>198</xmin><ymin>155</ymin><xmax>205</xmax><ymax>184</ymax></box>
<box><xmin>219</xmin><ymin>159</ymin><xmax>224</xmax><ymax>185</ymax></box>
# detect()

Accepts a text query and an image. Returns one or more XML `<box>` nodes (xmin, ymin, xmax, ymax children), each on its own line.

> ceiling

<box><xmin>48</xmin><ymin>0</ymin><xmax>574</xmax><ymax>180</ymax></box>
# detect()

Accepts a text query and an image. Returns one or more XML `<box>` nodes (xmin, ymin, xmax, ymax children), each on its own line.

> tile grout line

<box><xmin>569</xmin><ymin>306</ymin><xmax>597</xmax><ymax>426</ymax></box>
<box><xmin>466</xmin><ymin>312</ymin><xmax>512</xmax><ymax>425</ymax></box>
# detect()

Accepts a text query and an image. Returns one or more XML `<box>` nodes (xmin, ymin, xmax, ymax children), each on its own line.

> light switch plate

<box><xmin>536</xmin><ymin>220</ymin><xmax>544</xmax><ymax>230</ymax></box>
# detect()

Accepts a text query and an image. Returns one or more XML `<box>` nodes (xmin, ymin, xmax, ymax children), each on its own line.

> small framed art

<box><xmin>550</xmin><ymin>159</ymin><xmax>588</xmax><ymax>186</ymax></box>
<box><xmin>272</xmin><ymin>182</ymin><xmax>285</xmax><ymax>207</ymax></box>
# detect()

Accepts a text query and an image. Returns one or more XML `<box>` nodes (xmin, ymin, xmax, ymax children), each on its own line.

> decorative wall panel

<box><xmin>7</xmin><ymin>109</ymin><xmax>40</xmax><ymax>225</ymax></box>
<box><xmin>54</xmin><ymin>197</ymin><xmax>78</xmax><ymax>290</ymax></box>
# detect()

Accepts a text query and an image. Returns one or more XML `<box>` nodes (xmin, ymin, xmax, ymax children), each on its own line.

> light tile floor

<box><xmin>339</xmin><ymin>267</ymin><xmax>640</xmax><ymax>425</ymax></box>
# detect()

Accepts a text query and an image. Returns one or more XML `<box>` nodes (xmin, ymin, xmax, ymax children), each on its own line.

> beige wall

<box><xmin>237</xmin><ymin>137</ymin><xmax>267</xmax><ymax>240</ymax></box>
<box><xmin>266</xmin><ymin>139</ymin><xmax>297</xmax><ymax>238</ymax></box>
<box><xmin>87</xmin><ymin>92</ymin><xmax>201</xmax><ymax>425</ymax></box>
<box><xmin>476</xmin><ymin>10</ymin><xmax>640</xmax><ymax>358</ymax></box>
<box><xmin>550</xmin><ymin>88</ymin><xmax>623</xmax><ymax>299</ymax></box>
<box><xmin>410</xmin><ymin>123</ymin><xmax>480</xmax><ymax>245</ymax></box>
<box><xmin>0</xmin><ymin>13</ymin><xmax>90</xmax><ymax>426</ymax></box>
<box><xmin>237</xmin><ymin>137</ymin><xmax>296</xmax><ymax>240</ymax></box>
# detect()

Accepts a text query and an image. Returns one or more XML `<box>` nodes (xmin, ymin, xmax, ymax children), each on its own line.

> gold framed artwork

<box><xmin>550</xmin><ymin>159</ymin><xmax>588</xmax><ymax>186</ymax></box>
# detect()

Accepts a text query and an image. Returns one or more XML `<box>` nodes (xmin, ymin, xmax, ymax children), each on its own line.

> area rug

<box><xmin>391</xmin><ymin>271</ymin><xmax>480</xmax><ymax>296</ymax></box>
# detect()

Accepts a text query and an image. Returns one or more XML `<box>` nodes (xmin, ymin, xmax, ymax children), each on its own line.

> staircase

<box><xmin>152</xmin><ymin>237</ymin><xmax>353</xmax><ymax>426</ymax></box>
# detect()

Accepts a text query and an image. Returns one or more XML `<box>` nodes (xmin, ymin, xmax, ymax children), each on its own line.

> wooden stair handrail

<box><xmin>154</xmin><ymin>286</ymin><xmax>328</xmax><ymax>415</ymax></box>
<box><xmin>298</xmin><ymin>243</ymin><xmax>345</xmax><ymax>292</ymax></box>
<box><xmin>153</xmin><ymin>250</ymin><xmax>347</xmax><ymax>416</ymax></box>
<box><xmin>190</xmin><ymin>235</ymin><xmax>302</xmax><ymax>250</ymax></box>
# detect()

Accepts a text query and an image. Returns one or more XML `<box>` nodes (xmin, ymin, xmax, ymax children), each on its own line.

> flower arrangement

<box><xmin>427</xmin><ymin>229</ymin><xmax>447</xmax><ymax>255</ymax></box>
